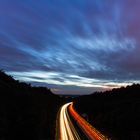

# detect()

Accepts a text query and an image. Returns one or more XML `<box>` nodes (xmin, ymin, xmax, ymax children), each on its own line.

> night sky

<box><xmin>0</xmin><ymin>0</ymin><xmax>140</xmax><ymax>94</ymax></box>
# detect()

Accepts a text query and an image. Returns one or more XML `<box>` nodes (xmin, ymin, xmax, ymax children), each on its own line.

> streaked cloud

<box><xmin>0</xmin><ymin>0</ymin><xmax>140</xmax><ymax>94</ymax></box>
<box><xmin>8</xmin><ymin>71</ymin><xmax>139</xmax><ymax>94</ymax></box>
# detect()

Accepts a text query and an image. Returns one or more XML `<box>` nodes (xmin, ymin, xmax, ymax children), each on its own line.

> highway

<box><xmin>57</xmin><ymin>102</ymin><xmax>108</xmax><ymax>140</ymax></box>
<box><xmin>59</xmin><ymin>103</ymin><xmax>81</xmax><ymax>140</ymax></box>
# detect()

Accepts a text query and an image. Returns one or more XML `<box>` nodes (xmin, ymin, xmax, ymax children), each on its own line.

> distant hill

<box><xmin>74</xmin><ymin>84</ymin><xmax>140</xmax><ymax>140</ymax></box>
<box><xmin>0</xmin><ymin>70</ymin><xmax>62</xmax><ymax>140</ymax></box>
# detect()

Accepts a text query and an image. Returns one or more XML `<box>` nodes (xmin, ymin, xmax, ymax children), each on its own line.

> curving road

<box><xmin>59</xmin><ymin>102</ymin><xmax>81</xmax><ymax>140</ymax></box>
<box><xmin>57</xmin><ymin>102</ymin><xmax>108</xmax><ymax>140</ymax></box>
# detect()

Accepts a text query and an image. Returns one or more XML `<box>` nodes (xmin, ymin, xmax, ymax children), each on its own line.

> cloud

<box><xmin>0</xmin><ymin>0</ymin><xmax>140</xmax><ymax>94</ymax></box>
<box><xmin>7</xmin><ymin>71</ymin><xmax>138</xmax><ymax>95</ymax></box>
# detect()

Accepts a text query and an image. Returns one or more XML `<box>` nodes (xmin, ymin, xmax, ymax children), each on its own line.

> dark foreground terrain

<box><xmin>0</xmin><ymin>70</ymin><xmax>140</xmax><ymax>140</ymax></box>
<box><xmin>74</xmin><ymin>84</ymin><xmax>140</xmax><ymax>140</ymax></box>
<box><xmin>0</xmin><ymin>70</ymin><xmax>63</xmax><ymax>140</ymax></box>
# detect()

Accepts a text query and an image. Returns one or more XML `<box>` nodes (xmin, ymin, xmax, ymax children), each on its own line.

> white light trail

<box><xmin>59</xmin><ymin>102</ymin><xmax>81</xmax><ymax>140</ymax></box>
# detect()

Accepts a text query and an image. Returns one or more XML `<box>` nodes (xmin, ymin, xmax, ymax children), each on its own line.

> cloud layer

<box><xmin>0</xmin><ymin>0</ymin><xmax>140</xmax><ymax>94</ymax></box>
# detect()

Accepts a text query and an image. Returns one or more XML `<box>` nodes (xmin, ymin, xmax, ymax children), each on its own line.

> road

<box><xmin>58</xmin><ymin>103</ymin><xmax>81</xmax><ymax>140</ymax></box>
<box><xmin>57</xmin><ymin>102</ymin><xmax>108</xmax><ymax>140</ymax></box>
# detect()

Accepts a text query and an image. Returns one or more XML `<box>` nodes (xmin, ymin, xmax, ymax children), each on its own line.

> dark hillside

<box><xmin>0</xmin><ymin>70</ymin><xmax>62</xmax><ymax>140</ymax></box>
<box><xmin>74</xmin><ymin>84</ymin><xmax>140</xmax><ymax>140</ymax></box>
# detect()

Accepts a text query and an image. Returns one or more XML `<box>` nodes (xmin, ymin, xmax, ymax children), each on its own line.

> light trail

<box><xmin>57</xmin><ymin>102</ymin><xmax>108</xmax><ymax>140</ymax></box>
<box><xmin>59</xmin><ymin>102</ymin><xmax>81</xmax><ymax>140</ymax></box>
<box><xmin>69</xmin><ymin>103</ymin><xmax>108</xmax><ymax>140</ymax></box>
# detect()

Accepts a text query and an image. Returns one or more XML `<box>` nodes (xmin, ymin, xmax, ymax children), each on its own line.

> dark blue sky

<box><xmin>0</xmin><ymin>0</ymin><xmax>140</xmax><ymax>94</ymax></box>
